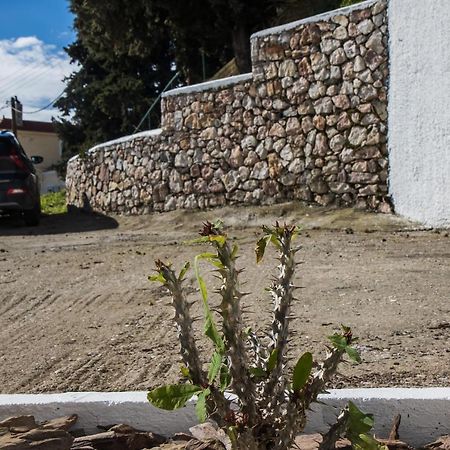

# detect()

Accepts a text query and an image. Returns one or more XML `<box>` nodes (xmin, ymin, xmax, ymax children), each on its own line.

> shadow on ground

<box><xmin>0</xmin><ymin>211</ymin><xmax>119</xmax><ymax>236</ymax></box>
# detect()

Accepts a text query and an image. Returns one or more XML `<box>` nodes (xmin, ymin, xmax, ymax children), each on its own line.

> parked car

<box><xmin>0</xmin><ymin>130</ymin><xmax>43</xmax><ymax>226</ymax></box>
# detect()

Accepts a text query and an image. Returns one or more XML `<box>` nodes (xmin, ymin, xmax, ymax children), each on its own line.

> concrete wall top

<box><xmin>251</xmin><ymin>0</ymin><xmax>378</xmax><ymax>39</ymax></box>
<box><xmin>162</xmin><ymin>73</ymin><xmax>253</xmax><ymax>98</ymax></box>
<box><xmin>68</xmin><ymin>128</ymin><xmax>162</xmax><ymax>163</ymax></box>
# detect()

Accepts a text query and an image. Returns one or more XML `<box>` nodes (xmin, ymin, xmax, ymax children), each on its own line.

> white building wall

<box><xmin>388</xmin><ymin>0</ymin><xmax>450</xmax><ymax>227</ymax></box>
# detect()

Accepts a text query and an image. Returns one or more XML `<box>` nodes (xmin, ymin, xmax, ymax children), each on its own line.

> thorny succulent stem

<box><xmin>306</xmin><ymin>347</ymin><xmax>346</xmax><ymax>403</ymax></box>
<box><xmin>262</xmin><ymin>226</ymin><xmax>296</xmax><ymax>416</ymax></box>
<box><xmin>154</xmin><ymin>260</ymin><xmax>232</xmax><ymax>427</ymax></box>
<box><xmin>204</xmin><ymin>223</ymin><xmax>258</xmax><ymax>428</ymax></box>
<box><xmin>319</xmin><ymin>406</ymin><xmax>350</xmax><ymax>450</ymax></box>
<box><xmin>155</xmin><ymin>260</ymin><xmax>205</xmax><ymax>387</ymax></box>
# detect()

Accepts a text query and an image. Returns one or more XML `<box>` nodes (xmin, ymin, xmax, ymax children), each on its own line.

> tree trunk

<box><xmin>231</xmin><ymin>22</ymin><xmax>251</xmax><ymax>73</ymax></box>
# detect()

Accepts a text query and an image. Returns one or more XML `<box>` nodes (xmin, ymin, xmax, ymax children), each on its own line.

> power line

<box><xmin>0</xmin><ymin>66</ymin><xmax>57</xmax><ymax>96</ymax></box>
<box><xmin>0</xmin><ymin>65</ymin><xmax>42</xmax><ymax>88</ymax></box>
<box><xmin>0</xmin><ymin>67</ymin><xmax>48</xmax><ymax>94</ymax></box>
<box><xmin>8</xmin><ymin>90</ymin><xmax>66</xmax><ymax>115</ymax></box>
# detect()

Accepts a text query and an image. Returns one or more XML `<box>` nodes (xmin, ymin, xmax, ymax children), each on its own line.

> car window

<box><xmin>0</xmin><ymin>139</ymin><xmax>14</xmax><ymax>156</ymax></box>
<box><xmin>0</xmin><ymin>138</ymin><xmax>23</xmax><ymax>173</ymax></box>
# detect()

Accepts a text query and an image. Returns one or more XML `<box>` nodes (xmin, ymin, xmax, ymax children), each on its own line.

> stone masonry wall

<box><xmin>66</xmin><ymin>0</ymin><xmax>391</xmax><ymax>215</ymax></box>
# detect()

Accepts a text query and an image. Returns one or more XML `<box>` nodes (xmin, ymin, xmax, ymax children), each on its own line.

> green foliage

<box><xmin>195</xmin><ymin>388</ymin><xmax>211</xmax><ymax>422</ymax></box>
<box><xmin>147</xmin><ymin>384</ymin><xmax>203</xmax><ymax>410</ymax></box>
<box><xmin>267</xmin><ymin>348</ymin><xmax>279</xmax><ymax>373</ymax></box>
<box><xmin>346</xmin><ymin>402</ymin><xmax>388</xmax><ymax>450</ymax></box>
<box><xmin>194</xmin><ymin>253</ymin><xmax>225</xmax><ymax>353</ymax></box>
<box><xmin>40</xmin><ymin>190</ymin><xmax>67</xmax><ymax>215</ymax></box>
<box><xmin>328</xmin><ymin>325</ymin><xmax>361</xmax><ymax>364</ymax></box>
<box><xmin>292</xmin><ymin>352</ymin><xmax>313</xmax><ymax>392</ymax></box>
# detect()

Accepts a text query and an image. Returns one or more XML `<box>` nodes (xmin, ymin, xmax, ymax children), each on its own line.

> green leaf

<box><xmin>194</xmin><ymin>254</ymin><xmax>225</xmax><ymax>352</ymax></box>
<box><xmin>346</xmin><ymin>401</ymin><xmax>377</xmax><ymax>448</ymax></box>
<box><xmin>147</xmin><ymin>384</ymin><xmax>202</xmax><ymax>410</ymax></box>
<box><xmin>208</xmin><ymin>351</ymin><xmax>222</xmax><ymax>383</ymax></box>
<box><xmin>345</xmin><ymin>346</ymin><xmax>361</xmax><ymax>364</ymax></box>
<box><xmin>178</xmin><ymin>262</ymin><xmax>190</xmax><ymax>280</ymax></box>
<box><xmin>292</xmin><ymin>352</ymin><xmax>313</xmax><ymax>391</ymax></box>
<box><xmin>255</xmin><ymin>236</ymin><xmax>270</xmax><ymax>263</ymax></box>
<box><xmin>213</xmin><ymin>219</ymin><xmax>224</xmax><ymax>230</ymax></box>
<box><xmin>219</xmin><ymin>364</ymin><xmax>231</xmax><ymax>391</ymax></box>
<box><xmin>180</xmin><ymin>366</ymin><xmax>190</xmax><ymax>378</ymax></box>
<box><xmin>204</xmin><ymin>312</ymin><xmax>224</xmax><ymax>353</ymax></box>
<box><xmin>353</xmin><ymin>434</ymin><xmax>387</xmax><ymax>450</ymax></box>
<box><xmin>266</xmin><ymin>348</ymin><xmax>278</xmax><ymax>373</ymax></box>
<box><xmin>148</xmin><ymin>273</ymin><xmax>166</xmax><ymax>283</ymax></box>
<box><xmin>328</xmin><ymin>333</ymin><xmax>348</xmax><ymax>350</ymax></box>
<box><xmin>249</xmin><ymin>367</ymin><xmax>267</xmax><ymax>379</ymax></box>
<box><xmin>194</xmin><ymin>254</ymin><xmax>212</xmax><ymax>303</ymax></box>
<box><xmin>231</xmin><ymin>244</ymin><xmax>239</xmax><ymax>259</ymax></box>
<box><xmin>187</xmin><ymin>236</ymin><xmax>210</xmax><ymax>245</ymax></box>
<box><xmin>209</xmin><ymin>235</ymin><xmax>226</xmax><ymax>247</ymax></box>
<box><xmin>269</xmin><ymin>233</ymin><xmax>281</xmax><ymax>249</ymax></box>
<box><xmin>195</xmin><ymin>388</ymin><xmax>210</xmax><ymax>422</ymax></box>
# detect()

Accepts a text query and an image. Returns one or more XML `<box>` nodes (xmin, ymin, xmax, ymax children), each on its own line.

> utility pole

<box><xmin>11</xmin><ymin>96</ymin><xmax>17</xmax><ymax>137</ymax></box>
<box><xmin>10</xmin><ymin>96</ymin><xmax>22</xmax><ymax>139</ymax></box>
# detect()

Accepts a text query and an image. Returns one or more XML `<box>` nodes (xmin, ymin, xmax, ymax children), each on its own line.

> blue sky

<box><xmin>0</xmin><ymin>0</ymin><xmax>75</xmax><ymax>48</ymax></box>
<box><xmin>0</xmin><ymin>0</ymin><xmax>75</xmax><ymax>121</ymax></box>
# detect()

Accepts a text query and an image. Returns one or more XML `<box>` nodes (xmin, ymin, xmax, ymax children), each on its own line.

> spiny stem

<box><xmin>262</xmin><ymin>227</ymin><xmax>296</xmax><ymax>416</ymax></box>
<box><xmin>319</xmin><ymin>406</ymin><xmax>350</xmax><ymax>450</ymax></box>
<box><xmin>154</xmin><ymin>260</ymin><xmax>232</xmax><ymax>426</ymax></box>
<box><xmin>216</xmin><ymin>239</ymin><xmax>258</xmax><ymax>427</ymax></box>
<box><xmin>156</xmin><ymin>261</ymin><xmax>205</xmax><ymax>387</ymax></box>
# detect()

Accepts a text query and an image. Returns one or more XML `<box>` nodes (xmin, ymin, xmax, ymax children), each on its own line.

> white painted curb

<box><xmin>0</xmin><ymin>389</ymin><xmax>449</xmax><ymax>446</ymax></box>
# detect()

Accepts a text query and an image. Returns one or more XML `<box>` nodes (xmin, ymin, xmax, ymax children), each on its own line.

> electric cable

<box><xmin>9</xmin><ymin>89</ymin><xmax>66</xmax><ymax>115</ymax></box>
<box><xmin>0</xmin><ymin>66</ymin><xmax>51</xmax><ymax>94</ymax></box>
<box><xmin>0</xmin><ymin>64</ymin><xmax>42</xmax><ymax>88</ymax></box>
<box><xmin>0</xmin><ymin>66</ymin><xmax>56</xmax><ymax>96</ymax></box>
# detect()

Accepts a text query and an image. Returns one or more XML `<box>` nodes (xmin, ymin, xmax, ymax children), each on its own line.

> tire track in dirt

<box><xmin>0</xmin><ymin>292</ymin><xmax>30</xmax><ymax>316</ymax></box>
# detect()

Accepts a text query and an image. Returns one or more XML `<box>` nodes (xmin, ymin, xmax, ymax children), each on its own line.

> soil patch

<box><xmin>0</xmin><ymin>202</ymin><xmax>449</xmax><ymax>393</ymax></box>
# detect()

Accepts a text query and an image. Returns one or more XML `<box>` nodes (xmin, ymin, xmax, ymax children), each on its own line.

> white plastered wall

<box><xmin>388</xmin><ymin>0</ymin><xmax>450</xmax><ymax>228</ymax></box>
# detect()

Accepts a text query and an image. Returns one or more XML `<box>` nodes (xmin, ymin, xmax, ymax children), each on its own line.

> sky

<box><xmin>0</xmin><ymin>0</ymin><xmax>75</xmax><ymax>122</ymax></box>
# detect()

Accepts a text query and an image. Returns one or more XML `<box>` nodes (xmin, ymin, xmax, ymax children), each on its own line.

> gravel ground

<box><xmin>0</xmin><ymin>202</ymin><xmax>449</xmax><ymax>394</ymax></box>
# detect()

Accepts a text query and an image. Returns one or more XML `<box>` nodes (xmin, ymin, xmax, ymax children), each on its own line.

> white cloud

<box><xmin>0</xmin><ymin>36</ymin><xmax>75</xmax><ymax>122</ymax></box>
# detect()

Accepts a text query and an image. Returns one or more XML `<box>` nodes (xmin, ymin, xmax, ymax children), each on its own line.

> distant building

<box><xmin>0</xmin><ymin>117</ymin><xmax>64</xmax><ymax>192</ymax></box>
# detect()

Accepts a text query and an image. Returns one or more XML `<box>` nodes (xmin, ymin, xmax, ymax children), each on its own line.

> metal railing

<box><xmin>133</xmin><ymin>71</ymin><xmax>180</xmax><ymax>134</ymax></box>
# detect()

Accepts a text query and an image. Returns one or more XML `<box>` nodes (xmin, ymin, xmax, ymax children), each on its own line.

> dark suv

<box><xmin>0</xmin><ymin>130</ymin><xmax>43</xmax><ymax>226</ymax></box>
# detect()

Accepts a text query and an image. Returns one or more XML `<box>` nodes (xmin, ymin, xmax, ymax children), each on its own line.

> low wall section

<box><xmin>66</xmin><ymin>0</ymin><xmax>390</xmax><ymax>215</ymax></box>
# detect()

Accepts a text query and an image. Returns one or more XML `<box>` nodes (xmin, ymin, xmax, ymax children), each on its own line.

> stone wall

<box><xmin>66</xmin><ymin>0</ymin><xmax>391</xmax><ymax>215</ymax></box>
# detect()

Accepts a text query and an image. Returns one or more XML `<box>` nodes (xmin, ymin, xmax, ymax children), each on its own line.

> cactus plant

<box><xmin>148</xmin><ymin>222</ymin><xmax>383</xmax><ymax>450</ymax></box>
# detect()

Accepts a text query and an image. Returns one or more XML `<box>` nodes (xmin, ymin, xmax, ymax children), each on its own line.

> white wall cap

<box><xmin>251</xmin><ymin>0</ymin><xmax>378</xmax><ymax>39</ymax></box>
<box><xmin>162</xmin><ymin>73</ymin><xmax>253</xmax><ymax>98</ymax></box>
<box><xmin>67</xmin><ymin>129</ymin><xmax>162</xmax><ymax>163</ymax></box>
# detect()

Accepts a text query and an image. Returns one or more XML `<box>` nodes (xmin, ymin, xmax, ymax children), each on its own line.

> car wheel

<box><xmin>24</xmin><ymin>202</ymin><xmax>41</xmax><ymax>226</ymax></box>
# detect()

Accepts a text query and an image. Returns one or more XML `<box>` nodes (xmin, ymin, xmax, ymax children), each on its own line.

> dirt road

<box><xmin>0</xmin><ymin>203</ymin><xmax>449</xmax><ymax>394</ymax></box>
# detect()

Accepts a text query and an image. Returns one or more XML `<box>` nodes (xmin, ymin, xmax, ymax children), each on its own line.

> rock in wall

<box><xmin>66</xmin><ymin>0</ymin><xmax>390</xmax><ymax>215</ymax></box>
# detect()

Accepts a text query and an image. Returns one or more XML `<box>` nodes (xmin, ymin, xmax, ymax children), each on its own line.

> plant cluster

<box><xmin>40</xmin><ymin>190</ymin><xmax>67</xmax><ymax>215</ymax></box>
<box><xmin>149</xmin><ymin>222</ymin><xmax>385</xmax><ymax>450</ymax></box>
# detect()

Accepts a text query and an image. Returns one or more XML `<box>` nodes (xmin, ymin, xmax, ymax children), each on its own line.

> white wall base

<box><xmin>1</xmin><ymin>389</ymin><xmax>449</xmax><ymax>446</ymax></box>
